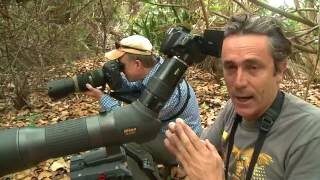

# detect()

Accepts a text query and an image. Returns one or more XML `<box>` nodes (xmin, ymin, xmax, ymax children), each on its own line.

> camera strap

<box><xmin>109</xmin><ymin>89</ymin><xmax>142</xmax><ymax>104</ymax></box>
<box><xmin>224</xmin><ymin>91</ymin><xmax>284</xmax><ymax>180</ymax></box>
<box><xmin>162</xmin><ymin>79</ymin><xmax>190</xmax><ymax>122</ymax></box>
<box><xmin>110</xmin><ymin>78</ymin><xmax>191</xmax><ymax>122</ymax></box>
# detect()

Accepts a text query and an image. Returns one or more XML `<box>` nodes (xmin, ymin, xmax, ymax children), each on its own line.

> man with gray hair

<box><xmin>165</xmin><ymin>14</ymin><xmax>320</xmax><ymax>179</ymax></box>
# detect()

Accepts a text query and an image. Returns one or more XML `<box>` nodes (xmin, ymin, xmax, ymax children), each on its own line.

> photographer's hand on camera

<box><xmin>85</xmin><ymin>83</ymin><xmax>104</xmax><ymax>100</ymax></box>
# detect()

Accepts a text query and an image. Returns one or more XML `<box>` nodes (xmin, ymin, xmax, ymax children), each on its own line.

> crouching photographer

<box><xmin>85</xmin><ymin>35</ymin><xmax>203</xmax><ymax>176</ymax></box>
<box><xmin>0</xmin><ymin>27</ymin><xmax>224</xmax><ymax>179</ymax></box>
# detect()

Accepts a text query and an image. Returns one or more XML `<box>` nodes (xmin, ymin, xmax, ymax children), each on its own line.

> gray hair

<box><xmin>224</xmin><ymin>14</ymin><xmax>292</xmax><ymax>73</ymax></box>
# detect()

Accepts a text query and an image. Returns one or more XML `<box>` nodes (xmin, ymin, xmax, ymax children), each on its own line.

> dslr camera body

<box><xmin>161</xmin><ymin>26</ymin><xmax>223</xmax><ymax>64</ymax></box>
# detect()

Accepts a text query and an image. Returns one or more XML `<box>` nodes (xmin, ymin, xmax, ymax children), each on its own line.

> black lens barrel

<box><xmin>76</xmin><ymin>69</ymin><xmax>105</xmax><ymax>91</ymax></box>
<box><xmin>47</xmin><ymin>78</ymin><xmax>75</xmax><ymax>99</ymax></box>
<box><xmin>47</xmin><ymin>69</ymin><xmax>106</xmax><ymax>99</ymax></box>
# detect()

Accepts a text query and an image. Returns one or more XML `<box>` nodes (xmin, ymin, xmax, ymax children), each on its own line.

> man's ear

<box><xmin>280</xmin><ymin>59</ymin><xmax>288</xmax><ymax>74</ymax></box>
<box><xmin>135</xmin><ymin>59</ymin><xmax>143</xmax><ymax>69</ymax></box>
<box><xmin>276</xmin><ymin>59</ymin><xmax>288</xmax><ymax>83</ymax></box>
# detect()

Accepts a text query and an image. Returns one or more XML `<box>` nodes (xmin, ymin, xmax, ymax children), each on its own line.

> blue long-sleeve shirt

<box><xmin>100</xmin><ymin>57</ymin><xmax>202</xmax><ymax>135</ymax></box>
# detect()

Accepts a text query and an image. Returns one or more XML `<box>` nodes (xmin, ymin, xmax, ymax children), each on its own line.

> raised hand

<box><xmin>164</xmin><ymin>118</ymin><xmax>224</xmax><ymax>180</ymax></box>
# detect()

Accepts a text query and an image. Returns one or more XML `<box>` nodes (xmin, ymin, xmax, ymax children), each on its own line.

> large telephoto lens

<box><xmin>76</xmin><ymin>69</ymin><xmax>105</xmax><ymax>91</ymax></box>
<box><xmin>47</xmin><ymin>78</ymin><xmax>75</xmax><ymax>99</ymax></box>
<box><xmin>47</xmin><ymin>69</ymin><xmax>105</xmax><ymax>99</ymax></box>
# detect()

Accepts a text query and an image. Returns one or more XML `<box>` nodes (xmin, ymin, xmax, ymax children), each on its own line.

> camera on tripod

<box><xmin>0</xmin><ymin>26</ymin><xmax>224</xmax><ymax>179</ymax></box>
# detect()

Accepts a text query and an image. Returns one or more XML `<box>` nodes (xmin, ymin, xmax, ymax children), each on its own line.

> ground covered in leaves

<box><xmin>0</xmin><ymin>58</ymin><xmax>319</xmax><ymax>179</ymax></box>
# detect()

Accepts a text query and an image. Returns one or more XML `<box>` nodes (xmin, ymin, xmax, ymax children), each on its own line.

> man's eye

<box><xmin>224</xmin><ymin>64</ymin><xmax>236</xmax><ymax>70</ymax></box>
<box><xmin>250</xmin><ymin>65</ymin><xmax>258</xmax><ymax>69</ymax></box>
<box><xmin>246</xmin><ymin>64</ymin><xmax>261</xmax><ymax>74</ymax></box>
<box><xmin>248</xmin><ymin>64</ymin><xmax>261</xmax><ymax>70</ymax></box>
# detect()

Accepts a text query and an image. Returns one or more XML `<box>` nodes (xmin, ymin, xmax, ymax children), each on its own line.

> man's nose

<box><xmin>235</xmin><ymin>69</ymin><xmax>248</xmax><ymax>88</ymax></box>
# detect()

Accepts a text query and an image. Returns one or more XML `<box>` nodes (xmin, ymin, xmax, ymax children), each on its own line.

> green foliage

<box><xmin>129</xmin><ymin>1</ymin><xmax>193</xmax><ymax>50</ymax></box>
<box><xmin>281</xmin><ymin>19</ymin><xmax>300</xmax><ymax>32</ymax></box>
<box><xmin>25</xmin><ymin>112</ymin><xmax>41</xmax><ymax>127</ymax></box>
<box><xmin>209</xmin><ymin>3</ymin><xmax>224</xmax><ymax>11</ymax></box>
<box><xmin>16</xmin><ymin>112</ymin><xmax>42</xmax><ymax>127</ymax></box>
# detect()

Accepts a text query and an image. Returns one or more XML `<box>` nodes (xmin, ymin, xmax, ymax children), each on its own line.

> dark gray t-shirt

<box><xmin>202</xmin><ymin>92</ymin><xmax>320</xmax><ymax>180</ymax></box>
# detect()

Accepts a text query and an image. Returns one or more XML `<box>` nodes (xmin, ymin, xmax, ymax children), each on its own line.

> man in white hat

<box><xmin>85</xmin><ymin>35</ymin><xmax>202</xmax><ymax>167</ymax></box>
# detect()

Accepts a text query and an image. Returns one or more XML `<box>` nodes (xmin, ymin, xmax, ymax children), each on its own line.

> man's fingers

<box><xmin>164</xmin><ymin>138</ymin><xmax>177</xmax><ymax>155</ymax></box>
<box><xmin>85</xmin><ymin>83</ymin><xmax>104</xmax><ymax>99</ymax></box>
<box><xmin>168</xmin><ymin>122</ymin><xmax>176</xmax><ymax>133</ymax></box>
<box><xmin>176</xmin><ymin>118</ymin><xmax>205</xmax><ymax>152</ymax></box>
<box><xmin>165</xmin><ymin>129</ymin><xmax>190</xmax><ymax>163</ymax></box>
<box><xmin>204</xmin><ymin>139</ymin><xmax>218</xmax><ymax>153</ymax></box>
<box><xmin>86</xmin><ymin>83</ymin><xmax>100</xmax><ymax>92</ymax></box>
<box><xmin>86</xmin><ymin>83</ymin><xmax>93</xmax><ymax>89</ymax></box>
<box><xmin>164</xmin><ymin>138</ymin><xmax>189</xmax><ymax>169</ymax></box>
<box><xmin>174</xmin><ymin>119</ymin><xmax>199</xmax><ymax>156</ymax></box>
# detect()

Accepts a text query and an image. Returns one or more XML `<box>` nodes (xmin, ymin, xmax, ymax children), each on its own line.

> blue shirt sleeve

<box><xmin>99</xmin><ymin>75</ymin><xmax>144</xmax><ymax>111</ymax></box>
<box><xmin>99</xmin><ymin>94</ymin><xmax>121</xmax><ymax>111</ymax></box>
<box><xmin>158</xmin><ymin>80</ymin><xmax>202</xmax><ymax>136</ymax></box>
<box><xmin>119</xmin><ymin>75</ymin><xmax>144</xmax><ymax>90</ymax></box>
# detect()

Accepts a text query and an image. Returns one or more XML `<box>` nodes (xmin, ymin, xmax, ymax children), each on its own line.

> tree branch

<box><xmin>291</xmin><ymin>8</ymin><xmax>319</xmax><ymax>13</ymax></box>
<box><xmin>302</xmin><ymin>39</ymin><xmax>316</xmax><ymax>46</ymax></box>
<box><xmin>292</xmin><ymin>43</ymin><xmax>317</xmax><ymax>54</ymax></box>
<box><xmin>293</xmin><ymin>0</ymin><xmax>309</xmax><ymax>21</ymax></box>
<box><xmin>71</xmin><ymin>0</ymin><xmax>95</xmax><ymax>21</ymax></box>
<box><xmin>199</xmin><ymin>0</ymin><xmax>209</xmax><ymax>28</ymax></box>
<box><xmin>209</xmin><ymin>10</ymin><xmax>230</xmax><ymax>20</ymax></box>
<box><xmin>292</xmin><ymin>25</ymin><xmax>319</xmax><ymax>39</ymax></box>
<box><xmin>248</xmin><ymin>0</ymin><xmax>316</xmax><ymax>27</ymax></box>
<box><xmin>232</xmin><ymin>0</ymin><xmax>251</xmax><ymax>13</ymax></box>
<box><xmin>143</xmin><ymin>1</ymin><xmax>188</xmax><ymax>9</ymax></box>
<box><xmin>99</xmin><ymin>0</ymin><xmax>107</xmax><ymax>50</ymax></box>
<box><xmin>0</xmin><ymin>8</ymin><xmax>11</xmax><ymax>19</ymax></box>
<box><xmin>304</xmin><ymin>21</ymin><xmax>320</xmax><ymax>100</ymax></box>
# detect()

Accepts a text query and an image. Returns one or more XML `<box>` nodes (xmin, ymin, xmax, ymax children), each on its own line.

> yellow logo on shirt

<box><xmin>230</xmin><ymin>146</ymin><xmax>273</xmax><ymax>180</ymax></box>
<box><xmin>222</xmin><ymin>130</ymin><xmax>229</xmax><ymax>142</ymax></box>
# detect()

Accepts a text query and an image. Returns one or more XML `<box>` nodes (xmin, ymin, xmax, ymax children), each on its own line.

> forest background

<box><xmin>0</xmin><ymin>0</ymin><xmax>319</xmax><ymax>179</ymax></box>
